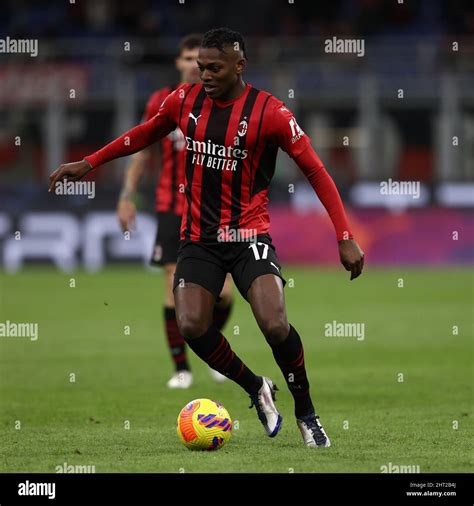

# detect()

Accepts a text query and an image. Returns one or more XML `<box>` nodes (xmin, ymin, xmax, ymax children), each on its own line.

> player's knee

<box><xmin>260</xmin><ymin>316</ymin><xmax>289</xmax><ymax>346</ymax></box>
<box><xmin>177</xmin><ymin>313</ymin><xmax>208</xmax><ymax>341</ymax></box>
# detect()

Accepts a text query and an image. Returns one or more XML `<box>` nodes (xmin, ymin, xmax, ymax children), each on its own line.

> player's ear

<box><xmin>235</xmin><ymin>57</ymin><xmax>246</xmax><ymax>75</ymax></box>
<box><xmin>175</xmin><ymin>56</ymin><xmax>182</xmax><ymax>71</ymax></box>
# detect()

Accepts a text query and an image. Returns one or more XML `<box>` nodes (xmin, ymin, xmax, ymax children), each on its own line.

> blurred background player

<box><xmin>116</xmin><ymin>34</ymin><xmax>233</xmax><ymax>389</ymax></box>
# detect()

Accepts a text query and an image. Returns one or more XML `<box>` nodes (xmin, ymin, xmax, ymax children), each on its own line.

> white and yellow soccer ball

<box><xmin>177</xmin><ymin>398</ymin><xmax>232</xmax><ymax>451</ymax></box>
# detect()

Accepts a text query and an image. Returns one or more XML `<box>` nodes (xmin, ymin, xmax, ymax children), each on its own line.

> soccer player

<box><xmin>49</xmin><ymin>28</ymin><xmax>365</xmax><ymax>448</ymax></box>
<box><xmin>116</xmin><ymin>34</ymin><xmax>233</xmax><ymax>389</ymax></box>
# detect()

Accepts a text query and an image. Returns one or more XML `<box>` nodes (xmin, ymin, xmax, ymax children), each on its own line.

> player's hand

<box><xmin>117</xmin><ymin>198</ymin><xmax>137</xmax><ymax>232</ymax></box>
<box><xmin>338</xmin><ymin>239</ymin><xmax>364</xmax><ymax>280</ymax></box>
<box><xmin>48</xmin><ymin>160</ymin><xmax>92</xmax><ymax>193</ymax></box>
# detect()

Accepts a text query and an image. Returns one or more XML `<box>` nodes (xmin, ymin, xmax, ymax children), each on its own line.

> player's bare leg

<box><xmin>174</xmin><ymin>282</ymin><xmax>216</xmax><ymax>339</ymax></box>
<box><xmin>174</xmin><ymin>282</ymin><xmax>281</xmax><ymax>437</ymax></box>
<box><xmin>247</xmin><ymin>274</ymin><xmax>330</xmax><ymax>448</ymax></box>
<box><xmin>215</xmin><ymin>273</ymin><xmax>234</xmax><ymax>331</ymax></box>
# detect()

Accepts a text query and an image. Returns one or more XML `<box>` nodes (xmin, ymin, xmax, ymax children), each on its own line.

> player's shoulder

<box><xmin>153</xmin><ymin>85</ymin><xmax>173</xmax><ymax>97</ymax></box>
<box><xmin>177</xmin><ymin>82</ymin><xmax>197</xmax><ymax>92</ymax></box>
<box><xmin>266</xmin><ymin>93</ymin><xmax>284</xmax><ymax>108</ymax></box>
<box><xmin>250</xmin><ymin>88</ymin><xmax>291</xmax><ymax>116</ymax></box>
<box><xmin>267</xmin><ymin>94</ymin><xmax>292</xmax><ymax>116</ymax></box>
<box><xmin>173</xmin><ymin>82</ymin><xmax>202</xmax><ymax>97</ymax></box>
<box><xmin>250</xmin><ymin>89</ymin><xmax>293</xmax><ymax>123</ymax></box>
<box><xmin>159</xmin><ymin>83</ymin><xmax>203</xmax><ymax>107</ymax></box>
<box><xmin>145</xmin><ymin>86</ymin><xmax>173</xmax><ymax>113</ymax></box>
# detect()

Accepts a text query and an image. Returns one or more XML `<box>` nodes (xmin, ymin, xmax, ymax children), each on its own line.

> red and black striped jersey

<box><xmin>86</xmin><ymin>82</ymin><xmax>354</xmax><ymax>243</ymax></box>
<box><xmin>158</xmin><ymin>83</ymin><xmax>312</xmax><ymax>241</ymax></box>
<box><xmin>142</xmin><ymin>86</ymin><xmax>185</xmax><ymax>216</ymax></box>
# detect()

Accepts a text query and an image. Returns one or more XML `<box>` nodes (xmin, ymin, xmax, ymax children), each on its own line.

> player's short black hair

<box><xmin>178</xmin><ymin>33</ymin><xmax>202</xmax><ymax>55</ymax></box>
<box><xmin>202</xmin><ymin>28</ymin><xmax>247</xmax><ymax>59</ymax></box>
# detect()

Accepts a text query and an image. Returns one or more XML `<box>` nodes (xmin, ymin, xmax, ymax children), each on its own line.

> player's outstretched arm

<box><xmin>338</xmin><ymin>237</ymin><xmax>365</xmax><ymax>280</ymax></box>
<box><xmin>269</xmin><ymin>102</ymin><xmax>364</xmax><ymax>279</ymax></box>
<box><xmin>48</xmin><ymin>89</ymin><xmax>179</xmax><ymax>192</ymax></box>
<box><xmin>294</xmin><ymin>146</ymin><xmax>365</xmax><ymax>280</ymax></box>
<box><xmin>48</xmin><ymin>114</ymin><xmax>173</xmax><ymax>192</ymax></box>
<box><xmin>48</xmin><ymin>159</ymin><xmax>93</xmax><ymax>192</ymax></box>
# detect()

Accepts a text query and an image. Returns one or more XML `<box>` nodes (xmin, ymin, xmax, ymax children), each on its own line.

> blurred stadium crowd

<box><xmin>2</xmin><ymin>0</ymin><xmax>473</xmax><ymax>41</ymax></box>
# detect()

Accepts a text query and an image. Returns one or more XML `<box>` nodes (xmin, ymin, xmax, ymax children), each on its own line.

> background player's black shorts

<box><xmin>172</xmin><ymin>234</ymin><xmax>286</xmax><ymax>300</ymax></box>
<box><xmin>150</xmin><ymin>212</ymin><xmax>182</xmax><ymax>266</ymax></box>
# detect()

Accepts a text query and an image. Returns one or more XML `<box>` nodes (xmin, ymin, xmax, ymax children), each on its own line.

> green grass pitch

<box><xmin>0</xmin><ymin>266</ymin><xmax>472</xmax><ymax>473</ymax></box>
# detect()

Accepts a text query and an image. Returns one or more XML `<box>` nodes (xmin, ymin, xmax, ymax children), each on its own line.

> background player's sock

<box><xmin>164</xmin><ymin>306</ymin><xmax>190</xmax><ymax>372</ymax></box>
<box><xmin>185</xmin><ymin>325</ymin><xmax>262</xmax><ymax>394</ymax></box>
<box><xmin>213</xmin><ymin>301</ymin><xmax>233</xmax><ymax>331</ymax></box>
<box><xmin>270</xmin><ymin>324</ymin><xmax>315</xmax><ymax>418</ymax></box>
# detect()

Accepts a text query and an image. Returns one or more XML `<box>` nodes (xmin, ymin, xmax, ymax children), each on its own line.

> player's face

<box><xmin>197</xmin><ymin>46</ymin><xmax>245</xmax><ymax>100</ymax></box>
<box><xmin>176</xmin><ymin>47</ymin><xmax>200</xmax><ymax>84</ymax></box>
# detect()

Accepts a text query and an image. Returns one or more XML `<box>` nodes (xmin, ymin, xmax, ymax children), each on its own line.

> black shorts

<box><xmin>172</xmin><ymin>234</ymin><xmax>286</xmax><ymax>300</ymax></box>
<box><xmin>150</xmin><ymin>212</ymin><xmax>182</xmax><ymax>266</ymax></box>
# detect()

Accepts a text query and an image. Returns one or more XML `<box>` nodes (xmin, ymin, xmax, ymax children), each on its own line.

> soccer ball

<box><xmin>177</xmin><ymin>398</ymin><xmax>232</xmax><ymax>451</ymax></box>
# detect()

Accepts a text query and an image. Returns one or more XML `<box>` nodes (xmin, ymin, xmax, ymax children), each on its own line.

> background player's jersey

<box><xmin>157</xmin><ymin>83</ymin><xmax>313</xmax><ymax>242</ymax></box>
<box><xmin>142</xmin><ymin>86</ymin><xmax>186</xmax><ymax>217</ymax></box>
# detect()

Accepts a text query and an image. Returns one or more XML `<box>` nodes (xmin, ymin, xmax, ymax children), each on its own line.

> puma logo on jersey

<box><xmin>270</xmin><ymin>262</ymin><xmax>280</xmax><ymax>273</ymax></box>
<box><xmin>189</xmin><ymin>113</ymin><xmax>201</xmax><ymax>125</ymax></box>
